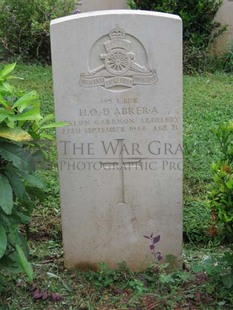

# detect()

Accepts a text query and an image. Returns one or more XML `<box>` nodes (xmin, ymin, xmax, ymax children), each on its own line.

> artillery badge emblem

<box><xmin>80</xmin><ymin>25</ymin><xmax>158</xmax><ymax>90</ymax></box>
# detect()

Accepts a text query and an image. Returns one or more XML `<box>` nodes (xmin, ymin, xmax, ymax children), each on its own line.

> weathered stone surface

<box><xmin>51</xmin><ymin>10</ymin><xmax>183</xmax><ymax>270</ymax></box>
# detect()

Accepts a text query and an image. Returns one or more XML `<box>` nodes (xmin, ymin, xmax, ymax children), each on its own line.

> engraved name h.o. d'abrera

<box><xmin>80</xmin><ymin>25</ymin><xmax>158</xmax><ymax>89</ymax></box>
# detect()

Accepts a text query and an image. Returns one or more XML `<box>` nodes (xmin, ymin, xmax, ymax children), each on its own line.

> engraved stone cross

<box><xmin>101</xmin><ymin>139</ymin><xmax>142</xmax><ymax>204</ymax></box>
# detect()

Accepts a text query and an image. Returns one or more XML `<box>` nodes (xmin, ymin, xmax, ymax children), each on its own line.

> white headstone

<box><xmin>77</xmin><ymin>0</ymin><xmax>128</xmax><ymax>12</ymax></box>
<box><xmin>51</xmin><ymin>10</ymin><xmax>183</xmax><ymax>271</ymax></box>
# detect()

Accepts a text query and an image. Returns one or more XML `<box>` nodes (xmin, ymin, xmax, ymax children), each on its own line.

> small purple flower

<box><xmin>144</xmin><ymin>233</ymin><xmax>162</xmax><ymax>262</ymax></box>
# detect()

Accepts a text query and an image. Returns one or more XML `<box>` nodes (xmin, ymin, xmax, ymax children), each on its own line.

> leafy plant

<box><xmin>0</xmin><ymin>0</ymin><xmax>77</xmax><ymax>63</ymax></box>
<box><xmin>208</xmin><ymin>121</ymin><xmax>233</xmax><ymax>240</ymax></box>
<box><xmin>193</xmin><ymin>251</ymin><xmax>233</xmax><ymax>290</ymax></box>
<box><xmin>85</xmin><ymin>262</ymin><xmax>130</xmax><ymax>289</ymax></box>
<box><xmin>0</xmin><ymin>63</ymin><xmax>64</xmax><ymax>285</ymax></box>
<box><xmin>128</xmin><ymin>278</ymin><xmax>147</xmax><ymax>294</ymax></box>
<box><xmin>144</xmin><ymin>233</ymin><xmax>162</xmax><ymax>261</ymax></box>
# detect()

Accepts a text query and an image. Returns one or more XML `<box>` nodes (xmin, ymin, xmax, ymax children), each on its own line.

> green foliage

<box><xmin>208</xmin><ymin>121</ymin><xmax>233</xmax><ymax>240</ymax></box>
<box><xmin>193</xmin><ymin>251</ymin><xmax>233</xmax><ymax>290</ymax></box>
<box><xmin>221</xmin><ymin>252</ymin><xmax>233</xmax><ymax>289</ymax></box>
<box><xmin>183</xmin><ymin>199</ymin><xmax>217</xmax><ymax>244</ymax></box>
<box><xmin>85</xmin><ymin>262</ymin><xmax>130</xmax><ymax>289</ymax></box>
<box><xmin>222</xmin><ymin>44</ymin><xmax>233</xmax><ymax>73</ymax></box>
<box><xmin>0</xmin><ymin>63</ymin><xmax>64</xmax><ymax>285</ymax></box>
<box><xmin>128</xmin><ymin>0</ymin><xmax>225</xmax><ymax>73</ymax></box>
<box><xmin>82</xmin><ymin>261</ymin><xmax>196</xmax><ymax>308</ymax></box>
<box><xmin>0</xmin><ymin>0</ymin><xmax>76</xmax><ymax>63</ymax></box>
<box><xmin>15</xmin><ymin>244</ymin><xmax>34</xmax><ymax>284</ymax></box>
<box><xmin>183</xmin><ymin>73</ymin><xmax>233</xmax><ymax>188</ymax></box>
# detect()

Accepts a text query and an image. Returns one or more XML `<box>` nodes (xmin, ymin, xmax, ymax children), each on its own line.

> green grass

<box><xmin>184</xmin><ymin>73</ymin><xmax>233</xmax><ymax>181</ymax></box>
<box><xmin>12</xmin><ymin>63</ymin><xmax>54</xmax><ymax>115</ymax></box>
<box><xmin>0</xmin><ymin>63</ymin><xmax>233</xmax><ymax>309</ymax></box>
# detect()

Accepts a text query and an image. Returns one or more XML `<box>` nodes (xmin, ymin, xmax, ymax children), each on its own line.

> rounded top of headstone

<box><xmin>50</xmin><ymin>10</ymin><xmax>182</xmax><ymax>27</ymax></box>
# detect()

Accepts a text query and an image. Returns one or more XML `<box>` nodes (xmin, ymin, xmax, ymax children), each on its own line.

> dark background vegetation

<box><xmin>0</xmin><ymin>0</ymin><xmax>232</xmax><ymax>73</ymax></box>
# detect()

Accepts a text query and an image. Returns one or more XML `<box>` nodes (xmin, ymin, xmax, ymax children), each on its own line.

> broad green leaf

<box><xmin>6</xmin><ymin>119</ymin><xmax>15</xmax><ymax>129</ymax></box>
<box><xmin>0</xmin><ymin>142</ymin><xmax>30</xmax><ymax>171</ymax></box>
<box><xmin>0</xmin><ymin>108</ymin><xmax>15</xmax><ymax>123</ymax></box>
<box><xmin>0</xmin><ymin>255</ymin><xmax>20</xmax><ymax>273</ymax></box>
<box><xmin>0</xmin><ymin>113</ymin><xmax>8</xmax><ymax>123</ymax></box>
<box><xmin>14</xmin><ymin>211</ymin><xmax>31</xmax><ymax>225</ymax></box>
<box><xmin>5</xmin><ymin>170</ymin><xmax>26</xmax><ymax>199</ymax></box>
<box><xmin>0</xmin><ymin>224</ymin><xmax>7</xmax><ymax>259</ymax></box>
<box><xmin>21</xmin><ymin>172</ymin><xmax>44</xmax><ymax>189</ymax></box>
<box><xmin>2</xmin><ymin>82</ymin><xmax>14</xmax><ymax>94</ymax></box>
<box><xmin>15</xmin><ymin>244</ymin><xmax>33</xmax><ymax>284</ymax></box>
<box><xmin>0</xmin><ymin>174</ymin><xmax>13</xmax><ymax>215</ymax></box>
<box><xmin>8</xmin><ymin>227</ymin><xmax>23</xmax><ymax>246</ymax></box>
<box><xmin>28</xmin><ymin>131</ymin><xmax>40</xmax><ymax>141</ymax></box>
<box><xmin>12</xmin><ymin>90</ymin><xmax>39</xmax><ymax>111</ymax></box>
<box><xmin>40</xmin><ymin>121</ymin><xmax>68</xmax><ymax>129</ymax></box>
<box><xmin>0</xmin><ymin>125</ymin><xmax>32</xmax><ymax>142</ymax></box>
<box><xmin>7</xmin><ymin>228</ymin><xmax>26</xmax><ymax>253</ymax></box>
<box><xmin>0</xmin><ymin>63</ymin><xmax>16</xmax><ymax>79</ymax></box>
<box><xmin>226</xmin><ymin>178</ymin><xmax>233</xmax><ymax>190</ymax></box>
<box><xmin>0</xmin><ymin>94</ymin><xmax>8</xmax><ymax>108</ymax></box>
<box><xmin>0</xmin><ymin>213</ymin><xmax>10</xmax><ymax>227</ymax></box>
<box><xmin>38</xmin><ymin>113</ymin><xmax>54</xmax><ymax>126</ymax></box>
<box><xmin>40</xmin><ymin>133</ymin><xmax>54</xmax><ymax>140</ymax></box>
<box><xmin>14</xmin><ymin>108</ymin><xmax>42</xmax><ymax>122</ymax></box>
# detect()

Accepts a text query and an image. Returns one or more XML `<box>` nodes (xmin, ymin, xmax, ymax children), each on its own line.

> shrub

<box><xmin>0</xmin><ymin>63</ymin><xmax>64</xmax><ymax>286</ymax></box>
<box><xmin>208</xmin><ymin>121</ymin><xmax>233</xmax><ymax>241</ymax></box>
<box><xmin>128</xmin><ymin>0</ymin><xmax>225</xmax><ymax>73</ymax></box>
<box><xmin>0</xmin><ymin>0</ymin><xmax>77</xmax><ymax>63</ymax></box>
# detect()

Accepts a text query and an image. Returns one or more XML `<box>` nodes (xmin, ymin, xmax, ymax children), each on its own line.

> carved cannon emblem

<box><xmin>80</xmin><ymin>25</ymin><xmax>158</xmax><ymax>90</ymax></box>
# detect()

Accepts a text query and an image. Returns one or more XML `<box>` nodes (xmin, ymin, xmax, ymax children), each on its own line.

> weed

<box><xmin>208</xmin><ymin>120</ymin><xmax>233</xmax><ymax>240</ymax></box>
<box><xmin>144</xmin><ymin>233</ymin><xmax>162</xmax><ymax>261</ymax></box>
